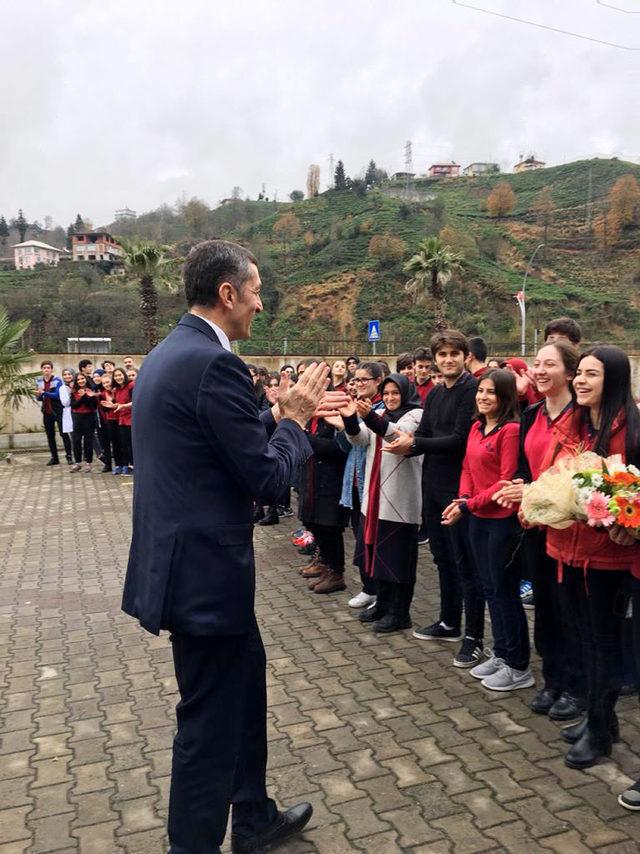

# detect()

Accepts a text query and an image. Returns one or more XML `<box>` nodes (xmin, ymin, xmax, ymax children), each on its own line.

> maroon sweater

<box><xmin>459</xmin><ymin>420</ymin><xmax>520</xmax><ymax>519</ymax></box>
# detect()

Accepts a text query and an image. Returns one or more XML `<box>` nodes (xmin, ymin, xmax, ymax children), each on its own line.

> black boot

<box><xmin>253</xmin><ymin>504</ymin><xmax>265</xmax><ymax>523</ymax></box>
<box><xmin>561</xmin><ymin>712</ymin><xmax>619</xmax><ymax>744</ymax></box>
<box><xmin>359</xmin><ymin>581</ymin><xmax>389</xmax><ymax>623</ymax></box>
<box><xmin>565</xmin><ymin>719</ymin><xmax>612</xmax><ymax>769</ymax></box>
<box><xmin>530</xmin><ymin>688</ymin><xmax>559</xmax><ymax>715</ymax></box>
<box><xmin>373</xmin><ymin>583</ymin><xmax>413</xmax><ymax>634</ymax></box>
<box><xmin>258</xmin><ymin>507</ymin><xmax>279</xmax><ymax>526</ymax></box>
<box><xmin>548</xmin><ymin>692</ymin><xmax>585</xmax><ymax>721</ymax></box>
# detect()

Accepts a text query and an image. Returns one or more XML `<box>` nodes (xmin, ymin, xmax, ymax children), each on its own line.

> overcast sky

<box><xmin>1</xmin><ymin>0</ymin><xmax>638</xmax><ymax>228</ymax></box>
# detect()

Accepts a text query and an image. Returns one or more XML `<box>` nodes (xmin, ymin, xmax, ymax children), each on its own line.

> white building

<box><xmin>13</xmin><ymin>240</ymin><xmax>66</xmax><ymax>270</ymax></box>
<box><xmin>463</xmin><ymin>162</ymin><xmax>500</xmax><ymax>177</ymax></box>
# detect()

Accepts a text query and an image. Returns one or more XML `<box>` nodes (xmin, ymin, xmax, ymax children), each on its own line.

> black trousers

<box><xmin>424</xmin><ymin>490</ymin><xmax>485</xmax><ymax>640</ymax></box>
<box><xmin>119</xmin><ymin>425</ymin><xmax>132</xmax><ymax>467</ymax></box>
<box><xmin>560</xmin><ymin>564</ymin><xmax>630</xmax><ymax>730</ymax></box>
<box><xmin>469</xmin><ymin>515</ymin><xmax>529</xmax><ymax>671</ymax></box>
<box><xmin>308</xmin><ymin>523</ymin><xmax>344</xmax><ymax>574</ymax></box>
<box><xmin>71</xmin><ymin>412</ymin><xmax>95</xmax><ymax>463</ymax></box>
<box><xmin>522</xmin><ymin>528</ymin><xmax>585</xmax><ymax>696</ymax></box>
<box><xmin>43</xmin><ymin>411</ymin><xmax>71</xmax><ymax>461</ymax></box>
<box><xmin>168</xmin><ymin>623</ymin><xmax>277</xmax><ymax>854</ymax></box>
<box><xmin>101</xmin><ymin>419</ymin><xmax>122</xmax><ymax>468</ymax></box>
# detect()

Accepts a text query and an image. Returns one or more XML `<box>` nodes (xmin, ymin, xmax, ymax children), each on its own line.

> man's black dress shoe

<box><xmin>565</xmin><ymin>726</ymin><xmax>612</xmax><ymax>769</ymax></box>
<box><xmin>231</xmin><ymin>802</ymin><xmax>313</xmax><ymax>853</ymax></box>
<box><xmin>529</xmin><ymin>688</ymin><xmax>558</xmax><ymax>715</ymax></box>
<box><xmin>548</xmin><ymin>693</ymin><xmax>585</xmax><ymax>721</ymax></box>
<box><xmin>46</xmin><ymin>458</ymin><xmax>60</xmax><ymax>466</ymax></box>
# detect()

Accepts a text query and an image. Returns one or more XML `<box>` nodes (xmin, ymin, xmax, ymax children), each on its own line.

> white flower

<box><xmin>591</xmin><ymin>473</ymin><xmax>603</xmax><ymax>487</ymax></box>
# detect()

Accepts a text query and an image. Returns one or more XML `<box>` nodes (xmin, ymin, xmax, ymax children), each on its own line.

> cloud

<box><xmin>0</xmin><ymin>0</ymin><xmax>637</xmax><ymax>226</ymax></box>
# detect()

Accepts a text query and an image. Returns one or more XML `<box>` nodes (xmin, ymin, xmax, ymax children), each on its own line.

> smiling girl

<box><xmin>442</xmin><ymin>370</ymin><xmax>531</xmax><ymax>690</ymax></box>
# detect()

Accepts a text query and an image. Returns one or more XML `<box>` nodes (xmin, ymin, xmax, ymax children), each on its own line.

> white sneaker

<box><xmin>481</xmin><ymin>665</ymin><xmax>535</xmax><ymax>692</ymax></box>
<box><xmin>348</xmin><ymin>592</ymin><xmax>377</xmax><ymax>609</ymax></box>
<box><xmin>470</xmin><ymin>653</ymin><xmax>503</xmax><ymax>680</ymax></box>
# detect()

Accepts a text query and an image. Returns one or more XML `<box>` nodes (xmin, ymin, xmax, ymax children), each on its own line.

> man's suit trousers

<box><xmin>168</xmin><ymin>621</ymin><xmax>277</xmax><ymax>854</ymax></box>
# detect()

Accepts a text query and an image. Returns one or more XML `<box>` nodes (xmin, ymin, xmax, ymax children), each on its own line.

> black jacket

<box><xmin>412</xmin><ymin>372</ymin><xmax>478</xmax><ymax>495</ymax></box>
<box><xmin>122</xmin><ymin>313</ymin><xmax>312</xmax><ymax>636</ymax></box>
<box><xmin>298</xmin><ymin>419</ymin><xmax>348</xmax><ymax>528</ymax></box>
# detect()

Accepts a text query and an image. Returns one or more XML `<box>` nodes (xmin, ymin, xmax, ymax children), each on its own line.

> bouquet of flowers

<box><xmin>521</xmin><ymin>452</ymin><xmax>640</xmax><ymax>533</ymax></box>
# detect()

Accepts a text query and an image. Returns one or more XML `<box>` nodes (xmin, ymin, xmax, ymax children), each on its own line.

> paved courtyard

<box><xmin>2</xmin><ymin>453</ymin><xmax>640</xmax><ymax>853</ymax></box>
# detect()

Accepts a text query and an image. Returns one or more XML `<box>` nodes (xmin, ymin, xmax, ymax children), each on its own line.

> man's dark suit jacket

<box><xmin>122</xmin><ymin>313</ymin><xmax>311</xmax><ymax>636</ymax></box>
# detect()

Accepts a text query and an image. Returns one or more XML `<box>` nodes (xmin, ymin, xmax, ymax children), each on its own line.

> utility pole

<box><xmin>404</xmin><ymin>141</ymin><xmax>413</xmax><ymax>196</ymax></box>
<box><xmin>519</xmin><ymin>243</ymin><xmax>545</xmax><ymax>356</ymax></box>
<box><xmin>329</xmin><ymin>153</ymin><xmax>335</xmax><ymax>189</ymax></box>
<box><xmin>586</xmin><ymin>164</ymin><xmax>593</xmax><ymax>231</ymax></box>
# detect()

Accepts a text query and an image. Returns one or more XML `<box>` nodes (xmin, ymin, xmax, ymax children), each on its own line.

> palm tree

<box><xmin>122</xmin><ymin>240</ymin><xmax>176</xmax><ymax>351</ymax></box>
<box><xmin>403</xmin><ymin>236</ymin><xmax>464</xmax><ymax>331</ymax></box>
<box><xmin>0</xmin><ymin>306</ymin><xmax>39</xmax><ymax>412</ymax></box>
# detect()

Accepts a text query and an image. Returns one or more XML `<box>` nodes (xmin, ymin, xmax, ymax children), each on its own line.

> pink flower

<box><xmin>585</xmin><ymin>490</ymin><xmax>616</xmax><ymax>527</ymax></box>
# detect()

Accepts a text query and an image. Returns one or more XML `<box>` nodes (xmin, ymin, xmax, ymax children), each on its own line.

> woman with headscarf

<box><xmin>336</xmin><ymin>374</ymin><xmax>424</xmax><ymax>633</ymax></box>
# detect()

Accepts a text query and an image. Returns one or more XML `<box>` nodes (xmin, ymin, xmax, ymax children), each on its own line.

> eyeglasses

<box><xmin>353</xmin><ymin>377</ymin><xmax>374</xmax><ymax>384</ymax></box>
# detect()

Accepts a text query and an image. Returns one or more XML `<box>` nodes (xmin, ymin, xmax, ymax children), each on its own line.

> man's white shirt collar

<box><xmin>193</xmin><ymin>314</ymin><xmax>231</xmax><ymax>352</ymax></box>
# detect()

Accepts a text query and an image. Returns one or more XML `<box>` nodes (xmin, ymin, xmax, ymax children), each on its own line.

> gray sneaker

<box><xmin>469</xmin><ymin>652</ymin><xmax>503</xmax><ymax>680</ymax></box>
<box><xmin>618</xmin><ymin>779</ymin><xmax>640</xmax><ymax>811</ymax></box>
<box><xmin>481</xmin><ymin>665</ymin><xmax>535</xmax><ymax>692</ymax></box>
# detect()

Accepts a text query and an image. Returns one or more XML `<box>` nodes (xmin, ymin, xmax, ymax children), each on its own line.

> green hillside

<box><xmin>2</xmin><ymin>158</ymin><xmax>639</xmax><ymax>355</ymax></box>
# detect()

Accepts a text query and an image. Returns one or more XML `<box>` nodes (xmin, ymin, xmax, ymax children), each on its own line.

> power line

<box><xmin>597</xmin><ymin>1</ymin><xmax>640</xmax><ymax>13</ymax></box>
<box><xmin>451</xmin><ymin>0</ymin><xmax>640</xmax><ymax>50</ymax></box>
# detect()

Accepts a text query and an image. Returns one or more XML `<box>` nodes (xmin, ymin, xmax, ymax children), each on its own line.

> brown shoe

<box><xmin>313</xmin><ymin>570</ymin><xmax>347</xmax><ymax>594</ymax></box>
<box><xmin>299</xmin><ymin>554</ymin><xmax>319</xmax><ymax>575</ymax></box>
<box><xmin>301</xmin><ymin>561</ymin><xmax>328</xmax><ymax>578</ymax></box>
<box><xmin>308</xmin><ymin>567</ymin><xmax>330</xmax><ymax>590</ymax></box>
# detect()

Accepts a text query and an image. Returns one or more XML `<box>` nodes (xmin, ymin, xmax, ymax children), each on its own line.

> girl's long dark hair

<box><xmin>578</xmin><ymin>346</ymin><xmax>640</xmax><ymax>465</ymax></box>
<box><xmin>112</xmin><ymin>368</ymin><xmax>130</xmax><ymax>388</ymax></box>
<box><xmin>477</xmin><ymin>369</ymin><xmax>520</xmax><ymax>427</ymax></box>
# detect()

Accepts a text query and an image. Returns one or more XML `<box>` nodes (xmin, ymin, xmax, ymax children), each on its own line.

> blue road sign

<box><xmin>368</xmin><ymin>320</ymin><xmax>380</xmax><ymax>342</ymax></box>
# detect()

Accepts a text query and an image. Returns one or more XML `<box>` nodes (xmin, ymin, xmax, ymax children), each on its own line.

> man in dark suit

<box><xmin>122</xmin><ymin>240</ymin><xmax>341</xmax><ymax>854</ymax></box>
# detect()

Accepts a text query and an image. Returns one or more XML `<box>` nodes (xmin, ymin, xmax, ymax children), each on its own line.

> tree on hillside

<box><xmin>368</xmin><ymin>234</ymin><xmax>407</xmax><ymax>267</ymax></box>
<box><xmin>438</xmin><ymin>225</ymin><xmax>478</xmax><ymax>259</ymax></box>
<box><xmin>289</xmin><ymin>190</ymin><xmax>304</xmax><ymax>202</ymax></box>
<box><xmin>14</xmin><ymin>210</ymin><xmax>28</xmax><ymax>242</ymax></box>
<box><xmin>122</xmin><ymin>240</ymin><xmax>175</xmax><ymax>351</ymax></box>
<box><xmin>365</xmin><ymin>160</ymin><xmax>388</xmax><ymax>188</ymax></box>
<box><xmin>0</xmin><ymin>307</ymin><xmax>40</xmax><ymax>411</ymax></box>
<box><xmin>532</xmin><ymin>186</ymin><xmax>554</xmax><ymax>260</ymax></box>
<box><xmin>306</xmin><ymin>165</ymin><xmax>320</xmax><ymax>198</ymax></box>
<box><xmin>0</xmin><ymin>217</ymin><xmax>9</xmax><ymax>250</ymax></box>
<box><xmin>180</xmin><ymin>197</ymin><xmax>210</xmax><ymax>238</ymax></box>
<box><xmin>350</xmin><ymin>178</ymin><xmax>367</xmax><ymax>198</ymax></box>
<box><xmin>334</xmin><ymin>160</ymin><xmax>348</xmax><ymax>191</ymax></box>
<box><xmin>609</xmin><ymin>175</ymin><xmax>640</xmax><ymax>229</ymax></box>
<box><xmin>487</xmin><ymin>182</ymin><xmax>516</xmax><ymax>219</ymax></box>
<box><xmin>273</xmin><ymin>212</ymin><xmax>301</xmax><ymax>254</ymax></box>
<box><xmin>74</xmin><ymin>213</ymin><xmax>85</xmax><ymax>232</ymax></box>
<box><xmin>66</xmin><ymin>224</ymin><xmax>76</xmax><ymax>250</ymax></box>
<box><xmin>404</xmin><ymin>236</ymin><xmax>464</xmax><ymax>330</ymax></box>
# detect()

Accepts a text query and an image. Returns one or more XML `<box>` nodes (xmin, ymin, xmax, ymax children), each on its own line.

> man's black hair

<box><xmin>184</xmin><ymin>240</ymin><xmax>258</xmax><ymax>308</ymax></box>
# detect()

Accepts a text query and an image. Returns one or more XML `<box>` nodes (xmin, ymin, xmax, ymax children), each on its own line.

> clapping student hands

<box><xmin>382</xmin><ymin>430</ymin><xmax>414</xmax><ymax>456</ymax></box>
<box><xmin>442</xmin><ymin>499</ymin><xmax>465</xmax><ymax>526</ymax></box>
<box><xmin>492</xmin><ymin>478</ymin><xmax>524</xmax><ymax>508</ymax></box>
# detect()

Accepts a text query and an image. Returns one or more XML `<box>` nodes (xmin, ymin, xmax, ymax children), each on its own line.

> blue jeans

<box><xmin>468</xmin><ymin>514</ymin><xmax>529</xmax><ymax>671</ymax></box>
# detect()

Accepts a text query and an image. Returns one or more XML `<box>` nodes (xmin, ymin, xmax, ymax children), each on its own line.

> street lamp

<box><xmin>517</xmin><ymin>243</ymin><xmax>545</xmax><ymax>357</ymax></box>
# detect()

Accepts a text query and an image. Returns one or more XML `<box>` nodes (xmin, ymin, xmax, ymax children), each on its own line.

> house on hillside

<box><xmin>463</xmin><ymin>162</ymin><xmax>500</xmax><ymax>177</ymax></box>
<box><xmin>390</xmin><ymin>172</ymin><xmax>416</xmax><ymax>181</ymax></box>
<box><xmin>13</xmin><ymin>240</ymin><xmax>67</xmax><ymax>270</ymax></box>
<box><xmin>428</xmin><ymin>162</ymin><xmax>460</xmax><ymax>178</ymax></box>
<box><xmin>71</xmin><ymin>231</ymin><xmax>124</xmax><ymax>265</ymax></box>
<box><xmin>514</xmin><ymin>156</ymin><xmax>545</xmax><ymax>173</ymax></box>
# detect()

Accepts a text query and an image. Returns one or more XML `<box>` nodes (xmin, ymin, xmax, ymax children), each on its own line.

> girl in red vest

<box><xmin>112</xmin><ymin>368</ymin><xmax>133</xmax><ymax>475</ymax></box>
<box><xmin>70</xmin><ymin>373</ymin><xmax>98</xmax><ymax>472</ymax></box>
<box><xmin>546</xmin><ymin>346</ymin><xmax>640</xmax><ymax>769</ymax></box>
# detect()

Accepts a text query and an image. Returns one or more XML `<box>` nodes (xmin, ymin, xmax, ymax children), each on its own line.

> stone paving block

<box><xmin>484</xmin><ymin>819</ymin><xmax>552</xmax><ymax>852</ymax></box>
<box><xmin>111</xmin><ymin>767</ymin><xmax>158</xmax><ymax>803</ymax></box>
<box><xmin>330</xmin><ymin>796</ymin><xmax>391</xmax><ymax>840</ymax></box>
<box><xmin>451</xmin><ymin>786</ymin><xmax>512</xmax><ymax>828</ymax></box>
<box><xmin>506</xmin><ymin>795</ymin><xmax>570</xmax><ymax>838</ymax></box>
<box><xmin>355</xmin><ymin>774</ymin><xmax>413</xmax><ymax>812</ymax></box>
<box><xmin>72</xmin><ymin>762</ymin><xmax>112</xmax><ymax>795</ymax></box>
<box><xmin>380</xmin><ymin>755</ymin><xmax>434</xmax><ymax>789</ymax></box>
<box><xmin>379</xmin><ymin>804</ymin><xmax>444</xmax><ymax>847</ymax></box>
<box><xmin>30</xmin><ymin>782</ymin><xmax>75</xmax><ymax>819</ymax></box>
<box><xmin>0</xmin><ymin>806</ymin><xmax>31</xmax><ymax>844</ymax></box>
<box><xmin>475</xmin><ymin>767</ymin><xmax>535</xmax><ymax>802</ymax></box>
<box><xmin>301</xmin><ymin>821</ymin><xmax>353</xmax><ymax>852</ymax></box>
<box><xmin>31</xmin><ymin>757</ymin><xmax>72</xmax><ymax>788</ymax></box>
<box><xmin>73</xmin><ymin>789</ymin><xmax>118</xmax><ymax>828</ymax></box>
<box><xmin>431</xmin><ymin>814</ymin><xmax>496</xmax><ymax>853</ymax></box>
<box><xmin>117</xmin><ymin>827</ymin><xmax>167</xmax><ymax>853</ymax></box>
<box><xmin>30</xmin><ymin>813</ymin><xmax>77</xmax><ymax>852</ymax></box>
<box><xmin>427</xmin><ymin>760</ymin><xmax>483</xmax><ymax>796</ymax></box>
<box><xmin>556</xmin><ymin>806</ymin><xmax>629</xmax><ymax>847</ymax></box>
<box><xmin>352</xmin><ymin>830</ymin><xmax>401</xmax><ymax>852</ymax></box>
<box><xmin>115</xmin><ymin>795</ymin><xmax>164</xmax><ymax>835</ymax></box>
<box><xmin>540</xmin><ymin>829</ymin><xmax>597</xmax><ymax>853</ymax></box>
<box><xmin>405</xmin><ymin>736</ymin><xmax>455</xmax><ymax>767</ymax></box>
<box><xmin>73</xmin><ymin>820</ymin><xmax>122</xmax><ymax>852</ymax></box>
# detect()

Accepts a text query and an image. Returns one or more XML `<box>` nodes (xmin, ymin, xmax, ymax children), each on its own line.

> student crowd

<box><xmin>36</xmin><ymin>318</ymin><xmax>640</xmax><ymax>811</ymax></box>
<box><xmin>36</xmin><ymin>355</ymin><xmax>137</xmax><ymax>474</ymax></box>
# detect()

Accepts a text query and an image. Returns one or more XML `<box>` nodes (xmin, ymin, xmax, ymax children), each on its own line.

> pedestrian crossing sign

<box><xmin>368</xmin><ymin>320</ymin><xmax>380</xmax><ymax>342</ymax></box>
